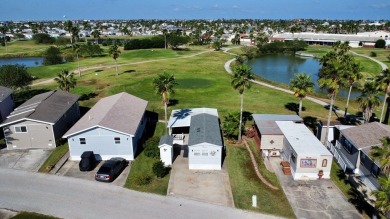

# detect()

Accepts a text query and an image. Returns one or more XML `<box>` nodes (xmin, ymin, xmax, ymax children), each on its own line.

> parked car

<box><xmin>95</xmin><ymin>157</ymin><xmax>128</xmax><ymax>182</ymax></box>
<box><xmin>324</xmin><ymin>104</ymin><xmax>339</xmax><ymax>111</ymax></box>
<box><xmin>79</xmin><ymin>151</ymin><xmax>97</xmax><ymax>171</ymax></box>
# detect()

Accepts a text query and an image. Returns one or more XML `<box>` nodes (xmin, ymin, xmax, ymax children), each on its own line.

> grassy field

<box><xmin>0</xmin><ymin>40</ymin><xmax>50</xmax><ymax>58</ymax></box>
<box><xmin>10</xmin><ymin>212</ymin><xmax>58</xmax><ymax>219</ymax></box>
<box><xmin>226</xmin><ymin>144</ymin><xmax>295</xmax><ymax>218</ymax></box>
<box><xmin>124</xmin><ymin>122</ymin><xmax>170</xmax><ymax>195</ymax></box>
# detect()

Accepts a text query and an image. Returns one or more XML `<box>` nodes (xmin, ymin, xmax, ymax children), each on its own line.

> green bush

<box><xmin>64</xmin><ymin>53</ymin><xmax>75</xmax><ymax>62</ymax></box>
<box><xmin>33</xmin><ymin>33</ymin><xmax>55</xmax><ymax>44</ymax></box>
<box><xmin>134</xmin><ymin>175</ymin><xmax>152</xmax><ymax>186</ymax></box>
<box><xmin>43</xmin><ymin>46</ymin><xmax>63</xmax><ymax>65</ymax></box>
<box><xmin>55</xmin><ymin>37</ymin><xmax>70</xmax><ymax>46</ymax></box>
<box><xmin>143</xmin><ymin>136</ymin><xmax>160</xmax><ymax>158</ymax></box>
<box><xmin>375</xmin><ymin>39</ymin><xmax>386</xmax><ymax>48</ymax></box>
<box><xmin>124</xmin><ymin>36</ymin><xmax>165</xmax><ymax>50</ymax></box>
<box><xmin>152</xmin><ymin>160</ymin><xmax>170</xmax><ymax>178</ymax></box>
<box><xmin>370</xmin><ymin>51</ymin><xmax>377</xmax><ymax>57</ymax></box>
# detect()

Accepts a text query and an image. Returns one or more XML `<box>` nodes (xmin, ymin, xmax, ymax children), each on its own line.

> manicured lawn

<box><xmin>226</xmin><ymin>145</ymin><xmax>295</xmax><ymax>218</ymax></box>
<box><xmin>124</xmin><ymin>122</ymin><xmax>170</xmax><ymax>195</ymax></box>
<box><xmin>38</xmin><ymin>143</ymin><xmax>69</xmax><ymax>173</ymax></box>
<box><xmin>11</xmin><ymin>212</ymin><xmax>58</xmax><ymax>219</ymax></box>
<box><xmin>0</xmin><ymin>40</ymin><xmax>50</xmax><ymax>57</ymax></box>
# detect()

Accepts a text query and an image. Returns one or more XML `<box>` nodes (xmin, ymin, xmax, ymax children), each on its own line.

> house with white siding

<box><xmin>63</xmin><ymin>92</ymin><xmax>148</xmax><ymax>161</ymax></box>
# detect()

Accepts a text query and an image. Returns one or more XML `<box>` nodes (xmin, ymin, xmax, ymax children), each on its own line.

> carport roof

<box><xmin>63</xmin><ymin>92</ymin><xmax>147</xmax><ymax>137</ymax></box>
<box><xmin>276</xmin><ymin>121</ymin><xmax>331</xmax><ymax>156</ymax></box>
<box><xmin>168</xmin><ymin>108</ymin><xmax>218</xmax><ymax>128</ymax></box>
<box><xmin>253</xmin><ymin>114</ymin><xmax>303</xmax><ymax>135</ymax></box>
<box><xmin>188</xmin><ymin>113</ymin><xmax>222</xmax><ymax>147</ymax></box>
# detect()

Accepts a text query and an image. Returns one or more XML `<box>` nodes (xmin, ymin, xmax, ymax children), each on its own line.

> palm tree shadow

<box><xmin>170</xmin><ymin>109</ymin><xmax>192</xmax><ymax>128</ymax></box>
<box><xmin>347</xmin><ymin>186</ymin><xmax>379</xmax><ymax>218</ymax></box>
<box><xmin>168</xmin><ymin>99</ymin><xmax>179</xmax><ymax>107</ymax></box>
<box><xmin>284</xmin><ymin>102</ymin><xmax>305</xmax><ymax>115</ymax></box>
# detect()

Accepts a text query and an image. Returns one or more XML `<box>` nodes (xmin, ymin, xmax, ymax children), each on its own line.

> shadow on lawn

<box><xmin>284</xmin><ymin>102</ymin><xmax>306</xmax><ymax>115</ymax></box>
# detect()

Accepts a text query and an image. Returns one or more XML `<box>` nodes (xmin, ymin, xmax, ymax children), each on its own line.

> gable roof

<box><xmin>188</xmin><ymin>113</ymin><xmax>222</xmax><ymax>147</ymax></box>
<box><xmin>0</xmin><ymin>86</ymin><xmax>12</xmax><ymax>102</ymax></box>
<box><xmin>159</xmin><ymin>135</ymin><xmax>173</xmax><ymax>147</ymax></box>
<box><xmin>0</xmin><ymin>90</ymin><xmax>79</xmax><ymax>126</ymax></box>
<box><xmin>63</xmin><ymin>92</ymin><xmax>147</xmax><ymax>137</ymax></box>
<box><xmin>168</xmin><ymin>108</ymin><xmax>218</xmax><ymax>128</ymax></box>
<box><xmin>341</xmin><ymin>122</ymin><xmax>390</xmax><ymax>150</ymax></box>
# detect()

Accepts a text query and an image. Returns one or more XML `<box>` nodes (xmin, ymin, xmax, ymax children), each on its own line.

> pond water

<box><xmin>246</xmin><ymin>54</ymin><xmax>361</xmax><ymax>99</ymax></box>
<box><xmin>0</xmin><ymin>57</ymin><xmax>43</xmax><ymax>67</ymax></box>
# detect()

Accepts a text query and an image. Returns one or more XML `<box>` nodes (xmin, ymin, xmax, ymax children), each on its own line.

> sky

<box><xmin>1</xmin><ymin>0</ymin><xmax>389</xmax><ymax>21</ymax></box>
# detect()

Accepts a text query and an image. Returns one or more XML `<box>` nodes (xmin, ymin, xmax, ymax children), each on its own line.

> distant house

<box><xmin>252</xmin><ymin>114</ymin><xmax>303</xmax><ymax>157</ymax></box>
<box><xmin>316</xmin><ymin>120</ymin><xmax>345</xmax><ymax>143</ymax></box>
<box><xmin>0</xmin><ymin>86</ymin><xmax>14</xmax><ymax>123</ymax></box>
<box><xmin>63</xmin><ymin>92</ymin><xmax>148</xmax><ymax>161</ymax></box>
<box><xmin>167</xmin><ymin>108</ymin><xmax>223</xmax><ymax>170</ymax></box>
<box><xmin>0</xmin><ymin>90</ymin><xmax>80</xmax><ymax>150</ymax></box>
<box><xmin>329</xmin><ymin>122</ymin><xmax>390</xmax><ymax>190</ymax></box>
<box><xmin>278</xmin><ymin>121</ymin><xmax>333</xmax><ymax>180</ymax></box>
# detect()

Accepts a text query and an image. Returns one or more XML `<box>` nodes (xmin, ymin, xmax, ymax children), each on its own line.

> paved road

<box><xmin>0</xmin><ymin>168</ymin><xmax>281</xmax><ymax>219</ymax></box>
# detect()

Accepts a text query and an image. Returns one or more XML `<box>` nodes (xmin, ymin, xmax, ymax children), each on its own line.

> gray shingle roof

<box><xmin>0</xmin><ymin>86</ymin><xmax>12</xmax><ymax>102</ymax></box>
<box><xmin>0</xmin><ymin>90</ymin><xmax>79</xmax><ymax>126</ymax></box>
<box><xmin>188</xmin><ymin>113</ymin><xmax>222</xmax><ymax>147</ymax></box>
<box><xmin>341</xmin><ymin>122</ymin><xmax>390</xmax><ymax>150</ymax></box>
<box><xmin>63</xmin><ymin>92</ymin><xmax>148</xmax><ymax>137</ymax></box>
<box><xmin>159</xmin><ymin>135</ymin><xmax>173</xmax><ymax>146</ymax></box>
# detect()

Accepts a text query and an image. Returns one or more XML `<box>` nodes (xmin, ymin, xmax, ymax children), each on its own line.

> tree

<box><xmin>167</xmin><ymin>33</ymin><xmax>189</xmax><ymax>50</ymax></box>
<box><xmin>318</xmin><ymin>41</ymin><xmax>351</xmax><ymax>144</ymax></box>
<box><xmin>231</xmin><ymin>65</ymin><xmax>254</xmax><ymax>142</ymax></box>
<box><xmin>342</xmin><ymin>61</ymin><xmax>362</xmax><ymax>117</ymax></box>
<box><xmin>357</xmin><ymin>81</ymin><xmax>381</xmax><ymax>122</ymax></box>
<box><xmin>212</xmin><ymin>39</ymin><xmax>223</xmax><ymax>51</ymax></box>
<box><xmin>289</xmin><ymin>73</ymin><xmax>314</xmax><ymax>117</ymax></box>
<box><xmin>375</xmin><ymin>39</ymin><xmax>386</xmax><ymax>48</ymax></box>
<box><xmin>152</xmin><ymin>72</ymin><xmax>178</xmax><ymax>133</ymax></box>
<box><xmin>72</xmin><ymin>43</ymin><xmax>81</xmax><ymax>76</ymax></box>
<box><xmin>375</xmin><ymin>69</ymin><xmax>390</xmax><ymax>123</ymax></box>
<box><xmin>91</xmin><ymin>30</ymin><xmax>100</xmax><ymax>44</ymax></box>
<box><xmin>43</xmin><ymin>46</ymin><xmax>63</xmax><ymax>65</ymax></box>
<box><xmin>108</xmin><ymin>43</ymin><xmax>121</xmax><ymax>76</ymax></box>
<box><xmin>162</xmin><ymin>29</ymin><xmax>168</xmax><ymax>49</ymax></box>
<box><xmin>221</xmin><ymin>112</ymin><xmax>241</xmax><ymax>140</ymax></box>
<box><xmin>371</xmin><ymin>137</ymin><xmax>390</xmax><ymax>218</ymax></box>
<box><xmin>54</xmin><ymin>70</ymin><xmax>76</xmax><ymax>92</ymax></box>
<box><xmin>0</xmin><ymin>25</ymin><xmax>9</xmax><ymax>52</ymax></box>
<box><xmin>0</xmin><ymin>64</ymin><xmax>33</xmax><ymax>89</ymax></box>
<box><xmin>64</xmin><ymin>20</ymin><xmax>73</xmax><ymax>44</ymax></box>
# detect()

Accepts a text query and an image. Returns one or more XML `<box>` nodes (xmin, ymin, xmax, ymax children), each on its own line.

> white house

<box><xmin>63</xmin><ymin>92</ymin><xmax>148</xmax><ymax>161</ymax></box>
<box><xmin>188</xmin><ymin>113</ymin><xmax>223</xmax><ymax>170</ymax></box>
<box><xmin>277</xmin><ymin>121</ymin><xmax>333</xmax><ymax>180</ymax></box>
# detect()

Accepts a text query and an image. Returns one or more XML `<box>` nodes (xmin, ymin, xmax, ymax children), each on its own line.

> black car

<box><xmin>95</xmin><ymin>157</ymin><xmax>128</xmax><ymax>182</ymax></box>
<box><xmin>324</xmin><ymin>104</ymin><xmax>339</xmax><ymax>111</ymax></box>
<box><xmin>79</xmin><ymin>151</ymin><xmax>97</xmax><ymax>171</ymax></box>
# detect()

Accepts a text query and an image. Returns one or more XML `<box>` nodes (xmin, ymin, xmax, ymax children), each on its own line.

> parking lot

<box><xmin>57</xmin><ymin>160</ymin><xmax>131</xmax><ymax>186</ymax></box>
<box><xmin>0</xmin><ymin>149</ymin><xmax>51</xmax><ymax>172</ymax></box>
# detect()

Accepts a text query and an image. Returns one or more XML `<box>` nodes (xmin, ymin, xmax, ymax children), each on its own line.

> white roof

<box><xmin>276</xmin><ymin>121</ymin><xmax>332</xmax><ymax>156</ymax></box>
<box><xmin>335</xmin><ymin>125</ymin><xmax>355</xmax><ymax>131</ymax></box>
<box><xmin>167</xmin><ymin>108</ymin><xmax>218</xmax><ymax>128</ymax></box>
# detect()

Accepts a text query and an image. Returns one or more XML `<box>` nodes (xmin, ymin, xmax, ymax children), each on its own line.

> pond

<box><xmin>246</xmin><ymin>54</ymin><xmax>361</xmax><ymax>99</ymax></box>
<box><xmin>0</xmin><ymin>57</ymin><xmax>44</xmax><ymax>67</ymax></box>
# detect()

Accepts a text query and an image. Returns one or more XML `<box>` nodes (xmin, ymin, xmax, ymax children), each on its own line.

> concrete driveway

<box><xmin>269</xmin><ymin>157</ymin><xmax>362</xmax><ymax>219</ymax></box>
<box><xmin>57</xmin><ymin>160</ymin><xmax>131</xmax><ymax>186</ymax></box>
<box><xmin>0</xmin><ymin>149</ymin><xmax>51</xmax><ymax>172</ymax></box>
<box><xmin>167</xmin><ymin>147</ymin><xmax>234</xmax><ymax>207</ymax></box>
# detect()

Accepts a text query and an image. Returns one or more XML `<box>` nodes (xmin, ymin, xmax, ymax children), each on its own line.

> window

<box><xmin>79</xmin><ymin>138</ymin><xmax>86</xmax><ymax>145</ymax></box>
<box><xmin>114</xmin><ymin>137</ymin><xmax>120</xmax><ymax>144</ymax></box>
<box><xmin>291</xmin><ymin>153</ymin><xmax>296</xmax><ymax>164</ymax></box>
<box><xmin>300</xmin><ymin>159</ymin><xmax>317</xmax><ymax>168</ymax></box>
<box><xmin>202</xmin><ymin>150</ymin><xmax>208</xmax><ymax>156</ymax></box>
<box><xmin>15</xmin><ymin>126</ymin><xmax>27</xmax><ymax>133</ymax></box>
<box><xmin>360</xmin><ymin>152</ymin><xmax>366</xmax><ymax>164</ymax></box>
<box><xmin>341</xmin><ymin>136</ymin><xmax>353</xmax><ymax>154</ymax></box>
<box><xmin>322</xmin><ymin>159</ymin><xmax>328</xmax><ymax>167</ymax></box>
<box><xmin>194</xmin><ymin>150</ymin><xmax>200</xmax><ymax>156</ymax></box>
<box><xmin>371</xmin><ymin>164</ymin><xmax>380</xmax><ymax>178</ymax></box>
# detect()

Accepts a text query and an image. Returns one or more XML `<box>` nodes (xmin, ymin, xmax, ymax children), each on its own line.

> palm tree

<box><xmin>108</xmin><ymin>43</ymin><xmax>121</xmax><ymax>76</ymax></box>
<box><xmin>0</xmin><ymin>26</ymin><xmax>8</xmax><ymax>52</ymax></box>
<box><xmin>372</xmin><ymin>176</ymin><xmax>390</xmax><ymax>218</ymax></box>
<box><xmin>71</xmin><ymin>26</ymin><xmax>80</xmax><ymax>43</ymax></box>
<box><xmin>375</xmin><ymin>69</ymin><xmax>390</xmax><ymax>123</ymax></box>
<box><xmin>72</xmin><ymin>43</ymin><xmax>81</xmax><ymax>77</ymax></box>
<box><xmin>162</xmin><ymin>29</ymin><xmax>168</xmax><ymax>49</ymax></box>
<box><xmin>91</xmin><ymin>29</ymin><xmax>100</xmax><ymax>44</ymax></box>
<box><xmin>357</xmin><ymin>82</ymin><xmax>381</xmax><ymax>122</ymax></box>
<box><xmin>289</xmin><ymin>73</ymin><xmax>314</xmax><ymax>117</ymax></box>
<box><xmin>54</xmin><ymin>70</ymin><xmax>76</xmax><ymax>92</ymax></box>
<box><xmin>152</xmin><ymin>72</ymin><xmax>178</xmax><ymax>133</ymax></box>
<box><xmin>343</xmin><ymin>61</ymin><xmax>362</xmax><ymax>117</ymax></box>
<box><xmin>231</xmin><ymin>64</ymin><xmax>254</xmax><ymax>142</ymax></box>
<box><xmin>64</xmin><ymin>20</ymin><xmax>73</xmax><ymax>44</ymax></box>
<box><xmin>371</xmin><ymin>137</ymin><xmax>390</xmax><ymax>176</ymax></box>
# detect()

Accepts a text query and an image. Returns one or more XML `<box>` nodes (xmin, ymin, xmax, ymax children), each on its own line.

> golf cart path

<box><xmin>350</xmin><ymin>50</ymin><xmax>388</xmax><ymax>70</ymax></box>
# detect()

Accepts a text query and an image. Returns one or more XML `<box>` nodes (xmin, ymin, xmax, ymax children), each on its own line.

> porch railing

<box><xmin>327</xmin><ymin>141</ymin><xmax>347</xmax><ymax>172</ymax></box>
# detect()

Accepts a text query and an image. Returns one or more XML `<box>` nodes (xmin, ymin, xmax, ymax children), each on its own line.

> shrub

<box><xmin>33</xmin><ymin>33</ymin><xmax>55</xmax><ymax>44</ymax></box>
<box><xmin>64</xmin><ymin>53</ymin><xmax>75</xmax><ymax>62</ymax></box>
<box><xmin>370</xmin><ymin>51</ymin><xmax>377</xmax><ymax>57</ymax></box>
<box><xmin>43</xmin><ymin>46</ymin><xmax>63</xmax><ymax>65</ymax></box>
<box><xmin>152</xmin><ymin>160</ymin><xmax>170</xmax><ymax>178</ymax></box>
<box><xmin>375</xmin><ymin>39</ymin><xmax>386</xmax><ymax>48</ymax></box>
<box><xmin>124</xmin><ymin>36</ymin><xmax>165</xmax><ymax>50</ymax></box>
<box><xmin>134</xmin><ymin>175</ymin><xmax>152</xmax><ymax>186</ymax></box>
<box><xmin>143</xmin><ymin>136</ymin><xmax>160</xmax><ymax>158</ymax></box>
<box><xmin>55</xmin><ymin>37</ymin><xmax>70</xmax><ymax>46</ymax></box>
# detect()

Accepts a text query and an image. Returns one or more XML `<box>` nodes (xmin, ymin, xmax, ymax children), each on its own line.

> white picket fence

<box><xmin>327</xmin><ymin>141</ymin><xmax>347</xmax><ymax>172</ymax></box>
